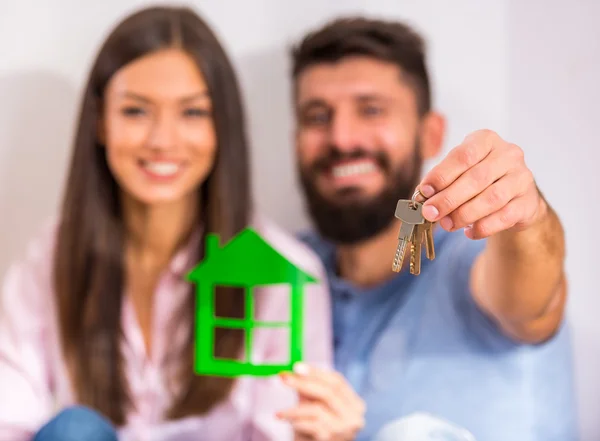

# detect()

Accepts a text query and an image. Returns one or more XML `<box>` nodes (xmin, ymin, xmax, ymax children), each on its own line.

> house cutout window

<box><xmin>211</xmin><ymin>285</ymin><xmax>291</xmax><ymax>365</ymax></box>
<box><xmin>186</xmin><ymin>228</ymin><xmax>318</xmax><ymax>377</ymax></box>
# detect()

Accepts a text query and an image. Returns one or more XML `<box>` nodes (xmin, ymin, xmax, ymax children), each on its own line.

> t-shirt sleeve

<box><xmin>443</xmin><ymin>233</ymin><xmax>522</xmax><ymax>350</ymax></box>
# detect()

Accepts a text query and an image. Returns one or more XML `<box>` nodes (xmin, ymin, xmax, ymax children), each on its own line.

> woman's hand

<box><xmin>277</xmin><ymin>363</ymin><xmax>365</xmax><ymax>441</ymax></box>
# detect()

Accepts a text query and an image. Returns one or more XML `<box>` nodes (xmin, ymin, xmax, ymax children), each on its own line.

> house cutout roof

<box><xmin>187</xmin><ymin>227</ymin><xmax>318</xmax><ymax>287</ymax></box>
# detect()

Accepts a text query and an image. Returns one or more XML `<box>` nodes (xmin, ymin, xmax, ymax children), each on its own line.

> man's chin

<box><xmin>299</xmin><ymin>167</ymin><xmax>421</xmax><ymax>245</ymax></box>
<box><xmin>304</xmin><ymin>199</ymin><xmax>396</xmax><ymax>245</ymax></box>
<box><xmin>319</xmin><ymin>186</ymin><xmax>380</xmax><ymax>205</ymax></box>
<box><xmin>312</xmin><ymin>214</ymin><xmax>396</xmax><ymax>246</ymax></box>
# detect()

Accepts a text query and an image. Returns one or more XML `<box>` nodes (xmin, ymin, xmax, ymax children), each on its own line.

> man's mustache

<box><xmin>310</xmin><ymin>147</ymin><xmax>390</xmax><ymax>173</ymax></box>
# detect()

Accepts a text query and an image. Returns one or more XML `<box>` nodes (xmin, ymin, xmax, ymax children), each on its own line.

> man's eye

<box><xmin>304</xmin><ymin>112</ymin><xmax>330</xmax><ymax>125</ymax></box>
<box><xmin>361</xmin><ymin>105</ymin><xmax>383</xmax><ymax>116</ymax></box>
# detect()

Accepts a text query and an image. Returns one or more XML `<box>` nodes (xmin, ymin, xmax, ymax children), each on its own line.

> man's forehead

<box><xmin>296</xmin><ymin>57</ymin><xmax>410</xmax><ymax>105</ymax></box>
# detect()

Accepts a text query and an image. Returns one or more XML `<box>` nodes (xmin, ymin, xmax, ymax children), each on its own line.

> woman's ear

<box><xmin>419</xmin><ymin>111</ymin><xmax>446</xmax><ymax>160</ymax></box>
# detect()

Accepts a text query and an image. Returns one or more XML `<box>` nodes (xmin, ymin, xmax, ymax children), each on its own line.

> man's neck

<box><xmin>122</xmin><ymin>194</ymin><xmax>197</xmax><ymax>272</ymax></box>
<box><xmin>336</xmin><ymin>219</ymin><xmax>405</xmax><ymax>288</ymax></box>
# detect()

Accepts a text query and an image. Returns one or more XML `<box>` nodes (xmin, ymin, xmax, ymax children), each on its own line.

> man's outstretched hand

<box><xmin>417</xmin><ymin>129</ymin><xmax>547</xmax><ymax>240</ymax></box>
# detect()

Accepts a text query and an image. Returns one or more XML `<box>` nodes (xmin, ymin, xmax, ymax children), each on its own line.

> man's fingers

<box><xmin>419</xmin><ymin>132</ymin><xmax>495</xmax><ymax>198</ymax></box>
<box><xmin>421</xmin><ymin>148</ymin><xmax>508</xmax><ymax>223</ymax></box>
<box><xmin>436</xmin><ymin>170</ymin><xmax>521</xmax><ymax>230</ymax></box>
<box><xmin>466</xmin><ymin>197</ymin><xmax>525</xmax><ymax>239</ymax></box>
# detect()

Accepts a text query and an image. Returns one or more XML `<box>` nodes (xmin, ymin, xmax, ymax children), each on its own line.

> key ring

<box><xmin>412</xmin><ymin>188</ymin><xmax>428</xmax><ymax>201</ymax></box>
<box><xmin>410</xmin><ymin>188</ymin><xmax>427</xmax><ymax>208</ymax></box>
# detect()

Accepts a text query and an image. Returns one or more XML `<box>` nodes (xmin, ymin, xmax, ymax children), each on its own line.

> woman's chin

<box><xmin>122</xmin><ymin>188</ymin><xmax>195</xmax><ymax>209</ymax></box>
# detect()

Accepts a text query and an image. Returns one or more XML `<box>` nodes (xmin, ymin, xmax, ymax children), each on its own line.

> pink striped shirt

<box><xmin>0</xmin><ymin>214</ymin><xmax>333</xmax><ymax>441</ymax></box>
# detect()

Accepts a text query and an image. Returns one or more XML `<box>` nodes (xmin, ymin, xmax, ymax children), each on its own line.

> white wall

<box><xmin>0</xmin><ymin>0</ymin><xmax>596</xmax><ymax>439</ymax></box>
<box><xmin>0</xmin><ymin>0</ymin><xmax>508</xmax><ymax>265</ymax></box>
<box><xmin>243</xmin><ymin>0</ymin><xmax>509</xmax><ymax>232</ymax></box>
<box><xmin>507</xmin><ymin>0</ymin><xmax>600</xmax><ymax>438</ymax></box>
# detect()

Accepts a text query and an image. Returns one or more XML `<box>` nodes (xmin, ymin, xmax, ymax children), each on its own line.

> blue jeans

<box><xmin>33</xmin><ymin>406</ymin><xmax>118</xmax><ymax>441</ymax></box>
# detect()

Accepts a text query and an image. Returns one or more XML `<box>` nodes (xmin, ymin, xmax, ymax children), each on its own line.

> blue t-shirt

<box><xmin>299</xmin><ymin>227</ymin><xmax>578</xmax><ymax>441</ymax></box>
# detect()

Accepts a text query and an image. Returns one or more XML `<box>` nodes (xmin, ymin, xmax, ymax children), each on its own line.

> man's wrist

<box><xmin>531</xmin><ymin>187</ymin><xmax>550</xmax><ymax>227</ymax></box>
<box><xmin>508</xmin><ymin>186</ymin><xmax>550</xmax><ymax>235</ymax></box>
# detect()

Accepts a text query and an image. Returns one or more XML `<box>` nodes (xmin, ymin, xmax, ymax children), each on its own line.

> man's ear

<box><xmin>418</xmin><ymin>111</ymin><xmax>446</xmax><ymax>160</ymax></box>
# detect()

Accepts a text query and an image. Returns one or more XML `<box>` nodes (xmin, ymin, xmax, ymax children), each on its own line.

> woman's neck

<box><xmin>122</xmin><ymin>194</ymin><xmax>198</xmax><ymax>271</ymax></box>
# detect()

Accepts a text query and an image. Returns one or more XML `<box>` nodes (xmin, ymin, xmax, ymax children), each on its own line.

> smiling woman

<box><xmin>0</xmin><ymin>5</ymin><xmax>332</xmax><ymax>441</ymax></box>
<box><xmin>101</xmin><ymin>49</ymin><xmax>218</xmax><ymax>206</ymax></box>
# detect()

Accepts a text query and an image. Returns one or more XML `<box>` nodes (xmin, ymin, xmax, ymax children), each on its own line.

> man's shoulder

<box><xmin>296</xmin><ymin>228</ymin><xmax>327</xmax><ymax>253</ymax></box>
<box><xmin>295</xmin><ymin>228</ymin><xmax>337</xmax><ymax>269</ymax></box>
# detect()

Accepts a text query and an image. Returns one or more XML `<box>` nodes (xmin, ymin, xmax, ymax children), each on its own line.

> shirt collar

<box><xmin>310</xmin><ymin>226</ymin><xmax>451</xmax><ymax>299</ymax></box>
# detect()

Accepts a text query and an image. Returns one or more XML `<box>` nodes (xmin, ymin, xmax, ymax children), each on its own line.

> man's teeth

<box><xmin>142</xmin><ymin>161</ymin><xmax>180</xmax><ymax>176</ymax></box>
<box><xmin>332</xmin><ymin>162</ymin><xmax>377</xmax><ymax>178</ymax></box>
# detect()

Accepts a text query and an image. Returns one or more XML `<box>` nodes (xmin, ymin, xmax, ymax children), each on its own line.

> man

<box><xmin>277</xmin><ymin>16</ymin><xmax>578</xmax><ymax>441</ymax></box>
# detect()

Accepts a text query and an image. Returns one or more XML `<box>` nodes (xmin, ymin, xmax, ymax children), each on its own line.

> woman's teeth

<box><xmin>142</xmin><ymin>161</ymin><xmax>181</xmax><ymax>176</ymax></box>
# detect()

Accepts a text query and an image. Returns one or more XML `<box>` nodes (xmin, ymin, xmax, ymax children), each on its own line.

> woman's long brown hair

<box><xmin>54</xmin><ymin>6</ymin><xmax>251</xmax><ymax>424</ymax></box>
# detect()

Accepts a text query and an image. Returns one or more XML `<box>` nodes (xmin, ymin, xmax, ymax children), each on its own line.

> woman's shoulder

<box><xmin>1</xmin><ymin>216</ymin><xmax>59</xmax><ymax>317</ymax></box>
<box><xmin>8</xmin><ymin>216</ymin><xmax>59</xmax><ymax>272</ymax></box>
<box><xmin>249</xmin><ymin>212</ymin><xmax>327</xmax><ymax>281</ymax></box>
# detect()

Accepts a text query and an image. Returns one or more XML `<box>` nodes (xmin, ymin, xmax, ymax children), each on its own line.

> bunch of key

<box><xmin>392</xmin><ymin>192</ymin><xmax>435</xmax><ymax>275</ymax></box>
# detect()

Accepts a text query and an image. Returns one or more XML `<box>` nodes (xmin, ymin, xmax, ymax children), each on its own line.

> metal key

<box><xmin>392</xmin><ymin>199</ymin><xmax>424</xmax><ymax>272</ymax></box>
<box><xmin>410</xmin><ymin>223</ymin><xmax>424</xmax><ymax>275</ymax></box>
<box><xmin>412</xmin><ymin>188</ymin><xmax>436</xmax><ymax>264</ymax></box>
<box><xmin>423</xmin><ymin>220</ymin><xmax>436</xmax><ymax>260</ymax></box>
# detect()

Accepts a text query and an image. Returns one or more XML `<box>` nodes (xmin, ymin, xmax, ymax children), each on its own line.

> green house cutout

<box><xmin>186</xmin><ymin>227</ymin><xmax>318</xmax><ymax>377</ymax></box>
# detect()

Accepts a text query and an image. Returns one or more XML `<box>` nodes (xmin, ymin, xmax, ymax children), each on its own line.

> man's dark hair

<box><xmin>291</xmin><ymin>17</ymin><xmax>431</xmax><ymax>116</ymax></box>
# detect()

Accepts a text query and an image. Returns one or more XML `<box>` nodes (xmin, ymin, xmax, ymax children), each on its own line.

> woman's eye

<box><xmin>121</xmin><ymin>106</ymin><xmax>146</xmax><ymax>117</ymax></box>
<box><xmin>183</xmin><ymin>108</ymin><xmax>210</xmax><ymax>117</ymax></box>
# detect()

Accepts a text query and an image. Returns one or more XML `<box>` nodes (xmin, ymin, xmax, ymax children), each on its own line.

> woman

<box><xmin>0</xmin><ymin>6</ymin><xmax>364</xmax><ymax>441</ymax></box>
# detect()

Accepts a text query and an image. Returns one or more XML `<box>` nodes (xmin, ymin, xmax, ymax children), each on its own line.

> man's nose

<box><xmin>327</xmin><ymin>110</ymin><xmax>364</xmax><ymax>152</ymax></box>
<box><xmin>148</xmin><ymin>111</ymin><xmax>177</xmax><ymax>151</ymax></box>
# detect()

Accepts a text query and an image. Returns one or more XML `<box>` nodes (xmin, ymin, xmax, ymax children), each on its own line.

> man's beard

<box><xmin>298</xmin><ymin>144</ymin><xmax>422</xmax><ymax>245</ymax></box>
